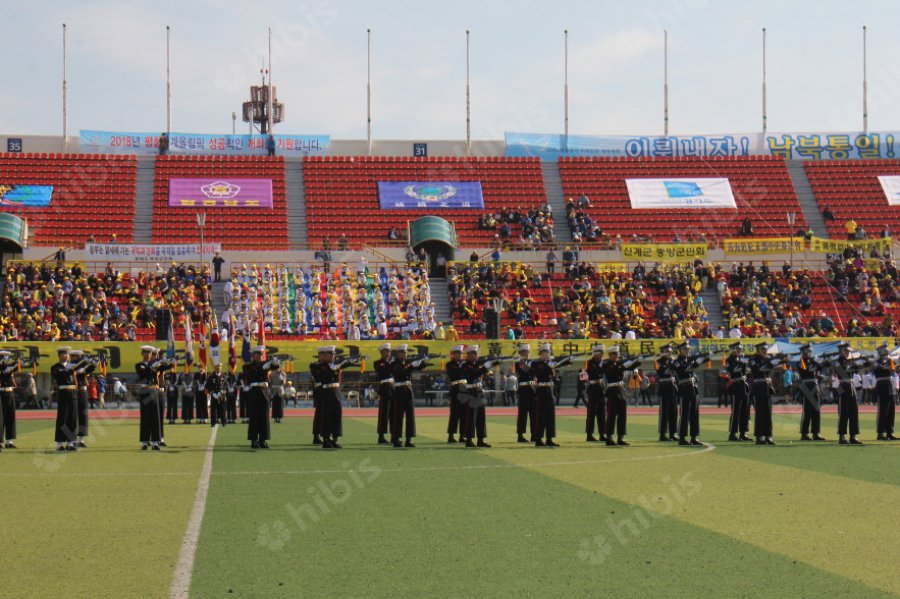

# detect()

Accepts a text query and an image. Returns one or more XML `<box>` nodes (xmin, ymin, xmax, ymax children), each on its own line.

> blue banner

<box><xmin>378</xmin><ymin>181</ymin><xmax>484</xmax><ymax>209</ymax></box>
<box><xmin>506</xmin><ymin>131</ymin><xmax>900</xmax><ymax>161</ymax></box>
<box><xmin>79</xmin><ymin>130</ymin><xmax>330</xmax><ymax>157</ymax></box>
<box><xmin>0</xmin><ymin>185</ymin><xmax>53</xmax><ymax>207</ymax></box>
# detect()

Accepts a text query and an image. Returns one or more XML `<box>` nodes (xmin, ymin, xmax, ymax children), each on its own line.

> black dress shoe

<box><xmin>141</xmin><ymin>445</ymin><xmax>149</xmax><ymax>451</ymax></box>
<box><xmin>331</xmin><ymin>442</ymin><xmax>343</xmax><ymax>449</ymax></box>
<box><xmin>159</xmin><ymin>441</ymin><xmax>167</xmax><ymax>447</ymax></box>
<box><xmin>68</xmin><ymin>445</ymin><xmax>77</xmax><ymax>451</ymax></box>
<box><xmin>660</xmin><ymin>435</ymin><xmax>670</xmax><ymax>442</ymax></box>
<box><xmin>77</xmin><ymin>441</ymin><xmax>87</xmax><ymax>448</ymax></box>
<box><xmin>545</xmin><ymin>440</ymin><xmax>559</xmax><ymax>447</ymax></box>
<box><xmin>313</xmin><ymin>437</ymin><xmax>323</xmax><ymax>445</ymax></box>
<box><xmin>251</xmin><ymin>441</ymin><xmax>260</xmax><ymax>449</ymax></box>
<box><xmin>668</xmin><ymin>435</ymin><xmax>678</xmax><ymax>442</ymax></box>
<box><xmin>535</xmin><ymin>440</ymin><xmax>546</xmax><ymax>447</ymax></box>
<box><xmin>888</xmin><ymin>435</ymin><xmax>899</xmax><ymax>440</ymax></box>
<box><xmin>5</xmin><ymin>442</ymin><xmax>15</xmax><ymax>449</ymax></box>
<box><xmin>690</xmin><ymin>439</ymin><xmax>703</xmax><ymax>446</ymax></box>
<box><xmin>393</xmin><ymin>440</ymin><xmax>403</xmax><ymax>448</ymax></box>
<box><xmin>765</xmin><ymin>439</ymin><xmax>776</xmax><ymax>445</ymax></box>
<box><xmin>56</xmin><ymin>446</ymin><xmax>66</xmax><ymax>452</ymax></box>
<box><xmin>152</xmin><ymin>445</ymin><xmax>161</xmax><ymax>451</ymax></box>
<box><xmin>739</xmin><ymin>435</ymin><xmax>753</xmax><ymax>441</ymax></box>
<box><xmin>322</xmin><ymin>439</ymin><xmax>334</xmax><ymax>448</ymax></box>
<box><xmin>877</xmin><ymin>434</ymin><xmax>888</xmax><ymax>441</ymax></box>
<box><xmin>587</xmin><ymin>436</ymin><xmax>599</xmax><ymax>442</ymax></box>
<box><xmin>679</xmin><ymin>439</ymin><xmax>690</xmax><ymax>446</ymax></box>
<box><xmin>838</xmin><ymin>438</ymin><xmax>849</xmax><ymax>445</ymax></box>
<box><xmin>378</xmin><ymin>437</ymin><xmax>389</xmax><ymax>445</ymax></box>
<box><xmin>405</xmin><ymin>441</ymin><xmax>416</xmax><ymax>448</ymax></box>
<box><xmin>465</xmin><ymin>440</ymin><xmax>477</xmax><ymax>448</ymax></box>
<box><xmin>812</xmin><ymin>435</ymin><xmax>827</xmax><ymax>441</ymax></box>
<box><xmin>517</xmin><ymin>435</ymin><xmax>529</xmax><ymax>443</ymax></box>
<box><xmin>605</xmin><ymin>439</ymin><xmax>617</xmax><ymax>446</ymax></box>
<box><xmin>800</xmin><ymin>435</ymin><xmax>812</xmax><ymax>441</ymax></box>
<box><xmin>849</xmin><ymin>438</ymin><xmax>864</xmax><ymax>445</ymax></box>
<box><xmin>616</xmin><ymin>439</ymin><xmax>629</xmax><ymax>446</ymax></box>
<box><xmin>755</xmin><ymin>439</ymin><xmax>766</xmax><ymax>445</ymax></box>
<box><xmin>728</xmin><ymin>434</ymin><xmax>738</xmax><ymax>441</ymax></box>
<box><xmin>447</xmin><ymin>435</ymin><xmax>457</xmax><ymax>443</ymax></box>
<box><xmin>477</xmin><ymin>441</ymin><xmax>491</xmax><ymax>448</ymax></box>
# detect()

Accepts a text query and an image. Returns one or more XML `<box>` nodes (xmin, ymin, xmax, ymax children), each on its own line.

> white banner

<box><xmin>877</xmin><ymin>176</ymin><xmax>900</xmax><ymax>205</ymax></box>
<box><xmin>85</xmin><ymin>242</ymin><xmax>222</xmax><ymax>263</ymax></box>
<box><xmin>625</xmin><ymin>178</ymin><xmax>737</xmax><ymax>209</ymax></box>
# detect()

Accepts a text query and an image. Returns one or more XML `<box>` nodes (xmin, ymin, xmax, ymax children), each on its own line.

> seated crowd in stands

<box><xmin>477</xmin><ymin>205</ymin><xmax>555</xmax><ymax>248</ymax></box>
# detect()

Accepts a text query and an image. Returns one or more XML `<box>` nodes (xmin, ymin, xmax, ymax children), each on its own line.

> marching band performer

<box><xmin>150</xmin><ymin>348</ymin><xmax>169</xmax><ymax>447</ymax></box>
<box><xmin>872</xmin><ymin>344</ymin><xmax>898</xmax><ymax>441</ymax></box>
<box><xmin>672</xmin><ymin>342</ymin><xmax>706</xmax><ymax>446</ymax></box>
<box><xmin>244</xmin><ymin>346</ymin><xmax>278</xmax><ymax>449</ymax></box>
<box><xmin>725</xmin><ymin>342</ymin><xmax>752</xmax><ymax>441</ymax></box>
<box><xmin>309</xmin><ymin>346</ymin><xmax>356</xmax><ymax>449</ymax></box>
<box><xmin>136</xmin><ymin>345</ymin><xmax>172</xmax><ymax>450</ymax></box>
<box><xmin>458</xmin><ymin>345</ymin><xmax>492</xmax><ymax>448</ymax></box>
<box><xmin>602</xmin><ymin>346</ymin><xmax>640</xmax><ymax>447</ymax></box>
<box><xmin>748</xmin><ymin>342</ymin><xmax>785</xmax><ymax>445</ymax></box>
<box><xmin>269</xmin><ymin>364</ymin><xmax>286</xmax><ymax>424</ymax></box>
<box><xmin>389</xmin><ymin>344</ymin><xmax>430</xmax><ymax>448</ymax></box>
<box><xmin>834</xmin><ymin>342</ymin><xmax>866</xmax><ymax>445</ymax></box>
<box><xmin>181</xmin><ymin>371</ymin><xmax>194</xmax><ymax>424</ymax></box>
<box><xmin>69</xmin><ymin>349</ymin><xmax>95</xmax><ymax>448</ymax></box>
<box><xmin>52</xmin><ymin>347</ymin><xmax>80</xmax><ymax>451</ymax></box>
<box><xmin>655</xmin><ymin>344</ymin><xmax>678</xmax><ymax>442</ymax></box>
<box><xmin>194</xmin><ymin>367</ymin><xmax>208</xmax><ymax>425</ymax></box>
<box><xmin>797</xmin><ymin>344</ymin><xmax>826</xmax><ymax>441</ymax></box>
<box><xmin>164</xmin><ymin>369</ymin><xmax>180</xmax><ymax>425</ymax></box>
<box><xmin>445</xmin><ymin>344</ymin><xmax>465</xmax><ymax>444</ymax></box>
<box><xmin>225</xmin><ymin>372</ymin><xmax>239</xmax><ymax>424</ymax></box>
<box><xmin>515</xmin><ymin>343</ymin><xmax>536</xmax><ymax>443</ymax></box>
<box><xmin>205</xmin><ymin>363</ymin><xmax>228</xmax><ymax>427</ymax></box>
<box><xmin>0</xmin><ymin>351</ymin><xmax>19</xmax><ymax>449</ymax></box>
<box><xmin>374</xmin><ymin>343</ymin><xmax>395</xmax><ymax>445</ymax></box>
<box><xmin>532</xmin><ymin>343</ymin><xmax>571</xmax><ymax>447</ymax></box>
<box><xmin>584</xmin><ymin>345</ymin><xmax>607</xmax><ymax>443</ymax></box>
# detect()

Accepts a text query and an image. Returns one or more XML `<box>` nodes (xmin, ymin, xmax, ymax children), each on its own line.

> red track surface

<box><xmin>17</xmin><ymin>405</ymin><xmax>879</xmax><ymax>421</ymax></box>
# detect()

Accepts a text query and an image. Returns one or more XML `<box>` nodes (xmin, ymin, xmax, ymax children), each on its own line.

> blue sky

<box><xmin>3</xmin><ymin>0</ymin><xmax>899</xmax><ymax>139</ymax></box>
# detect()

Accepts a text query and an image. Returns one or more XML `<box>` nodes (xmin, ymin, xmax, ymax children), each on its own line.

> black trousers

<box><xmin>677</xmin><ymin>383</ymin><xmax>700</xmax><ymax>439</ymax></box>
<box><xmin>377</xmin><ymin>385</ymin><xmax>393</xmax><ymax>436</ymax></box>
<box><xmin>605</xmin><ymin>386</ymin><xmax>627</xmax><ymax>438</ymax></box>
<box><xmin>210</xmin><ymin>396</ymin><xmax>227</xmax><ymax>427</ymax></box>
<box><xmin>729</xmin><ymin>383</ymin><xmax>750</xmax><ymax>435</ymax></box>
<box><xmin>462</xmin><ymin>404</ymin><xmax>487</xmax><ymax>440</ymax></box>
<box><xmin>876</xmin><ymin>381</ymin><xmax>896</xmax><ymax>435</ymax></box>
<box><xmin>239</xmin><ymin>391</ymin><xmax>247</xmax><ymax>421</ymax></box>
<box><xmin>658</xmin><ymin>382</ymin><xmax>677</xmax><ymax>436</ymax></box>
<box><xmin>534</xmin><ymin>388</ymin><xmax>556</xmax><ymax>440</ymax></box>
<box><xmin>390</xmin><ymin>387</ymin><xmax>416</xmax><ymax>440</ymax></box>
<box><xmin>138</xmin><ymin>390</ymin><xmax>162</xmax><ymax>444</ymax></box>
<box><xmin>312</xmin><ymin>392</ymin><xmax>321</xmax><ymax>436</ymax></box>
<box><xmin>516</xmin><ymin>388</ymin><xmax>536</xmax><ymax>438</ymax></box>
<box><xmin>318</xmin><ymin>391</ymin><xmax>343</xmax><ymax>439</ymax></box>
<box><xmin>837</xmin><ymin>384</ymin><xmax>860</xmax><ymax>436</ymax></box>
<box><xmin>586</xmin><ymin>385</ymin><xmax>606</xmax><ymax>438</ymax></box>
<box><xmin>798</xmin><ymin>380</ymin><xmax>821</xmax><ymax>436</ymax></box>
<box><xmin>166</xmin><ymin>391</ymin><xmax>179</xmax><ymax>423</ymax></box>
<box><xmin>77</xmin><ymin>390</ymin><xmax>89</xmax><ymax>437</ymax></box>
<box><xmin>752</xmin><ymin>383</ymin><xmax>774</xmax><ymax>438</ymax></box>
<box><xmin>446</xmin><ymin>392</ymin><xmax>462</xmax><ymax>436</ymax></box>
<box><xmin>195</xmin><ymin>393</ymin><xmax>208</xmax><ymax>421</ymax></box>
<box><xmin>246</xmin><ymin>390</ymin><xmax>271</xmax><ymax>442</ymax></box>
<box><xmin>0</xmin><ymin>391</ymin><xmax>16</xmax><ymax>441</ymax></box>
<box><xmin>182</xmin><ymin>393</ymin><xmax>194</xmax><ymax>422</ymax></box>
<box><xmin>55</xmin><ymin>391</ymin><xmax>79</xmax><ymax>443</ymax></box>
<box><xmin>226</xmin><ymin>393</ymin><xmax>238</xmax><ymax>422</ymax></box>
<box><xmin>271</xmin><ymin>391</ymin><xmax>284</xmax><ymax>420</ymax></box>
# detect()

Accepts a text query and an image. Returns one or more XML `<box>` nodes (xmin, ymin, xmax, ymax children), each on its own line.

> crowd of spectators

<box><xmin>478</xmin><ymin>205</ymin><xmax>555</xmax><ymax>248</ymax></box>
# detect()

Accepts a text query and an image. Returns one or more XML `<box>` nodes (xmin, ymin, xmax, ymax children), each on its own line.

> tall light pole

<box><xmin>564</xmin><ymin>29</ymin><xmax>569</xmax><ymax>139</ymax></box>
<box><xmin>267</xmin><ymin>27</ymin><xmax>274</xmax><ymax>135</ymax></box>
<box><xmin>367</xmin><ymin>28</ymin><xmax>372</xmax><ymax>156</ymax></box>
<box><xmin>62</xmin><ymin>23</ymin><xmax>68</xmax><ymax>152</ymax></box>
<box><xmin>166</xmin><ymin>25</ymin><xmax>172</xmax><ymax>136</ymax></box>
<box><xmin>232</xmin><ymin>112</ymin><xmax>236</xmax><ymax>135</ymax></box>
<box><xmin>762</xmin><ymin>28</ymin><xmax>767</xmax><ymax>135</ymax></box>
<box><xmin>787</xmin><ymin>211</ymin><xmax>797</xmax><ymax>270</ymax></box>
<box><xmin>466</xmin><ymin>29</ymin><xmax>472</xmax><ymax>156</ymax></box>
<box><xmin>663</xmin><ymin>30</ymin><xmax>669</xmax><ymax>137</ymax></box>
<box><xmin>196</xmin><ymin>212</ymin><xmax>207</xmax><ymax>275</ymax></box>
<box><xmin>862</xmin><ymin>25</ymin><xmax>868</xmax><ymax>133</ymax></box>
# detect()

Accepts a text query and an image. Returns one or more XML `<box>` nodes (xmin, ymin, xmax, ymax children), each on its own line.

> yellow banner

<box><xmin>4</xmin><ymin>337</ymin><xmax>893</xmax><ymax>374</ymax></box>
<box><xmin>723</xmin><ymin>238</ymin><xmax>804</xmax><ymax>255</ymax></box>
<box><xmin>595</xmin><ymin>263</ymin><xmax>627</xmax><ymax>273</ymax></box>
<box><xmin>621</xmin><ymin>243</ymin><xmax>707</xmax><ymax>262</ymax></box>
<box><xmin>809</xmin><ymin>236</ymin><xmax>892</xmax><ymax>254</ymax></box>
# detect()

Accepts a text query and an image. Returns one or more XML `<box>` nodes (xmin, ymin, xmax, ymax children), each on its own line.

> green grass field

<box><xmin>4</xmin><ymin>411</ymin><xmax>900</xmax><ymax>599</ymax></box>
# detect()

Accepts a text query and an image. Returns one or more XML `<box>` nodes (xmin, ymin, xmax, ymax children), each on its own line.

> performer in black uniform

<box><xmin>164</xmin><ymin>370</ymin><xmax>180</xmax><ymax>425</ymax></box>
<box><xmin>672</xmin><ymin>342</ymin><xmax>706</xmax><ymax>446</ymax></box>
<box><xmin>269</xmin><ymin>366</ymin><xmax>286</xmax><ymax>424</ymax></box>
<box><xmin>374</xmin><ymin>343</ymin><xmax>395</xmax><ymax>444</ymax></box>
<box><xmin>725</xmin><ymin>342</ymin><xmax>752</xmax><ymax>441</ymax></box>
<box><xmin>149</xmin><ymin>348</ymin><xmax>170</xmax><ymax>447</ymax></box>
<box><xmin>532</xmin><ymin>343</ymin><xmax>572</xmax><ymax>447</ymax></box>
<box><xmin>194</xmin><ymin>368</ymin><xmax>208</xmax><ymax>424</ymax></box>
<box><xmin>797</xmin><ymin>343</ymin><xmax>826</xmax><ymax>441</ymax></box>
<box><xmin>655</xmin><ymin>344</ymin><xmax>678</xmax><ymax>441</ymax></box>
<box><xmin>515</xmin><ymin>344</ymin><xmax>536</xmax><ymax>443</ymax></box>
<box><xmin>585</xmin><ymin>345</ymin><xmax>607</xmax><ymax>442</ymax></box>
<box><xmin>181</xmin><ymin>372</ymin><xmax>194</xmax><ymax>424</ymax></box>
<box><xmin>872</xmin><ymin>344</ymin><xmax>898</xmax><ymax>440</ymax></box>
<box><xmin>205</xmin><ymin>363</ymin><xmax>228</xmax><ymax>427</ymax></box>
<box><xmin>444</xmin><ymin>344</ymin><xmax>465</xmax><ymax>443</ymax></box>
<box><xmin>834</xmin><ymin>342</ymin><xmax>866</xmax><ymax>445</ymax></box>
<box><xmin>244</xmin><ymin>346</ymin><xmax>279</xmax><ymax>449</ymax></box>
<box><xmin>603</xmin><ymin>346</ymin><xmax>640</xmax><ymax>446</ymax></box>
<box><xmin>69</xmin><ymin>349</ymin><xmax>95</xmax><ymax>448</ymax></box>
<box><xmin>458</xmin><ymin>345</ymin><xmax>496</xmax><ymax>448</ymax></box>
<box><xmin>52</xmin><ymin>347</ymin><xmax>80</xmax><ymax>451</ymax></box>
<box><xmin>136</xmin><ymin>345</ymin><xmax>173</xmax><ymax>450</ymax></box>
<box><xmin>225</xmin><ymin>373</ymin><xmax>239</xmax><ymax>424</ymax></box>
<box><xmin>748</xmin><ymin>342</ymin><xmax>785</xmax><ymax>445</ymax></box>
<box><xmin>309</xmin><ymin>345</ymin><xmax>357</xmax><ymax>449</ymax></box>
<box><xmin>389</xmin><ymin>344</ymin><xmax>430</xmax><ymax>448</ymax></box>
<box><xmin>238</xmin><ymin>371</ymin><xmax>249</xmax><ymax>425</ymax></box>
<box><xmin>0</xmin><ymin>352</ymin><xmax>19</xmax><ymax>449</ymax></box>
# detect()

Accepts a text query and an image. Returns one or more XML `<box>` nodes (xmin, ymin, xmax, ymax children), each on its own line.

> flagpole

<box><xmin>564</xmin><ymin>29</ymin><xmax>569</xmax><ymax>139</ymax></box>
<box><xmin>367</xmin><ymin>28</ymin><xmax>372</xmax><ymax>156</ymax></box>
<box><xmin>466</xmin><ymin>29</ymin><xmax>471</xmax><ymax>156</ymax></box>
<box><xmin>166</xmin><ymin>25</ymin><xmax>172</xmax><ymax>135</ymax></box>
<box><xmin>762</xmin><ymin>27</ymin><xmax>767</xmax><ymax>135</ymax></box>
<box><xmin>663</xmin><ymin>29</ymin><xmax>669</xmax><ymax>137</ymax></box>
<box><xmin>268</xmin><ymin>27</ymin><xmax>274</xmax><ymax>134</ymax></box>
<box><xmin>862</xmin><ymin>25</ymin><xmax>868</xmax><ymax>133</ymax></box>
<box><xmin>62</xmin><ymin>23</ymin><xmax>68</xmax><ymax>153</ymax></box>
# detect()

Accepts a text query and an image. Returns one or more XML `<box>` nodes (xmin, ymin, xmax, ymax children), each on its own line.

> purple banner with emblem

<box><xmin>378</xmin><ymin>181</ymin><xmax>484</xmax><ymax>209</ymax></box>
<box><xmin>167</xmin><ymin>178</ymin><xmax>273</xmax><ymax>208</ymax></box>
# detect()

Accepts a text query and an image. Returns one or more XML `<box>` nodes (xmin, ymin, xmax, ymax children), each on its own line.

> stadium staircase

<box><xmin>429</xmin><ymin>277</ymin><xmax>452</xmax><ymax>323</ymax></box>
<box><xmin>284</xmin><ymin>157</ymin><xmax>308</xmax><ymax>247</ymax></box>
<box><xmin>541</xmin><ymin>162</ymin><xmax>572</xmax><ymax>243</ymax></box>
<box><xmin>133</xmin><ymin>156</ymin><xmax>156</xmax><ymax>243</ymax></box>
<box><xmin>210</xmin><ymin>280</ymin><xmax>228</xmax><ymax>318</ymax></box>
<box><xmin>700</xmin><ymin>287</ymin><xmax>725</xmax><ymax>332</ymax></box>
<box><xmin>787</xmin><ymin>160</ymin><xmax>829</xmax><ymax>238</ymax></box>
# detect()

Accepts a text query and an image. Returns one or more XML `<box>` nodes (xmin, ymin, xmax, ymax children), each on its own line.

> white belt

<box><xmin>250</xmin><ymin>382</ymin><xmax>269</xmax><ymax>388</ymax></box>
<box><xmin>139</xmin><ymin>384</ymin><xmax>159</xmax><ymax>389</ymax></box>
<box><xmin>379</xmin><ymin>378</ymin><xmax>395</xmax><ymax>384</ymax></box>
<box><xmin>0</xmin><ymin>387</ymin><xmax>14</xmax><ymax>392</ymax></box>
<box><xmin>536</xmin><ymin>382</ymin><xmax>555</xmax><ymax>387</ymax></box>
<box><xmin>876</xmin><ymin>377</ymin><xmax>894</xmax><ymax>382</ymax></box>
<box><xmin>606</xmin><ymin>381</ymin><xmax>624</xmax><ymax>388</ymax></box>
<box><xmin>659</xmin><ymin>377</ymin><xmax>676</xmax><ymax>384</ymax></box>
<box><xmin>393</xmin><ymin>381</ymin><xmax>412</xmax><ymax>387</ymax></box>
<box><xmin>322</xmin><ymin>383</ymin><xmax>340</xmax><ymax>389</ymax></box>
<box><xmin>753</xmin><ymin>378</ymin><xmax>772</xmax><ymax>384</ymax></box>
<box><xmin>464</xmin><ymin>383</ymin><xmax>482</xmax><ymax>390</ymax></box>
<box><xmin>588</xmin><ymin>379</ymin><xmax>605</xmax><ymax>385</ymax></box>
<box><xmin>452</xmin><ymin>379</ymin><xmax>468</xmax><ymax>386</ymax></box>
<box><xmin>58</xmin><ymin>385</ymin><xmax>77</xmax><ymax>390</ymax></box>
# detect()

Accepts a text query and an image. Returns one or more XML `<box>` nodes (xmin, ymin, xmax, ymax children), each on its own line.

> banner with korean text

<box><xmin>809</xmin><ymin>236</ymin><xmax>892</xmax><ymax>254</ymax></box>
<box><xmin>625</xmin><ymin>178</ymin><xmax>736</xmax><ymax>209</ymax></box>
<box><xmin>378</xmin><ymin>181</ymin><xmax>484</xmax><ymax>209</ymax></box>
<box><xmin>85</xmin><ymin>242</ymin><xmax>222</xmax><ymax>263</ymax></box>
<box><xmin>621</xmin><ymin>243</ymin><xmax>707</xmax><ymax>262</ymax></box>
<box><xmin>723</xmin><ymin>238</ymin><xmax>805</xmax><ymax>255</ymax></box>
<box><xmin>80</xmin><ymin>130</ymin><xmax>330</xmax><ymax>157</ymax></box>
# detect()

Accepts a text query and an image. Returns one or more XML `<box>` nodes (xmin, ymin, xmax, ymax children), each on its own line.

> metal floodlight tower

<box><xmin>242</xmin><ymin>68</ymin><xmax>284</xmax><ymax>134</ymax></box>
